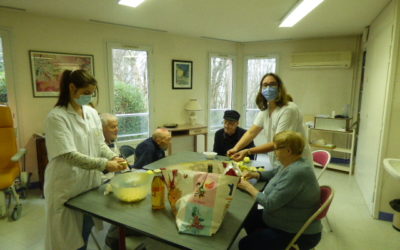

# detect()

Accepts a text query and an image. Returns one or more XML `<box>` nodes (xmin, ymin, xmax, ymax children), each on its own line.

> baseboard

<box><xmin>378</xmin><ymin>211</ymin><xmax>393</xmax><ymax>222</ymax></box>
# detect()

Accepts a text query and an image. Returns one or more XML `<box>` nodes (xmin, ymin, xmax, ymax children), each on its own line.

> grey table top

<box><xmin>66</xmin><ymin>151</ymin><xmax>267</xmax><ymax>250</ymax></box>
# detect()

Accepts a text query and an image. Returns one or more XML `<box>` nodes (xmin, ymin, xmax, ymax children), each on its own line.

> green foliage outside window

<box><xmin>114</xmin><ymin>80</ymin><xmax>148</xmax><ymax>140</ymax></box>
<box><xmin>0</xmin><ymin>72</ymin><xmax>7</xmax><ymax>103</ymax></box>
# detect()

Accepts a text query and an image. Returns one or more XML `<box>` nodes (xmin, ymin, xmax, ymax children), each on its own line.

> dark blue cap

<box><xmin>223</xmin><ymin>110</ymin><xmax>240</xmax><ymax>121</ymax></box>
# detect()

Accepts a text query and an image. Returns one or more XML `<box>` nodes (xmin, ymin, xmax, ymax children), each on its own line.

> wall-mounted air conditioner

<box><xmin>290</xmin><ymin>51</ymin><xmax>352</xmax><ymax>69</ymax></box>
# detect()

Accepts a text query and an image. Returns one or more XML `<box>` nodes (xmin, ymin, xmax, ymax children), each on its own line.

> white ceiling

<box><xmin>0</xmin><ymin>0</ymin><xmax>391</xmax><ymax>42</ymax></box>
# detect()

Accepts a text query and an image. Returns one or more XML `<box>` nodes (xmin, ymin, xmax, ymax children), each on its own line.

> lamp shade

<box><xmin>185</xmin><ymin>99</ymin><xmax>202</xmax><ymax>111</ymax></box>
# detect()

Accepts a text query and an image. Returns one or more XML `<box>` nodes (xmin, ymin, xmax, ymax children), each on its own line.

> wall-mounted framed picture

<box><xmin>172</xmin><ymin>60</ymin><xmax>192</xmax><ymax>89</ymax></box>
<box><xmin>29</xmin><ymin>50</ymin><xmax>94</xmax><ymax>97</ymax></box>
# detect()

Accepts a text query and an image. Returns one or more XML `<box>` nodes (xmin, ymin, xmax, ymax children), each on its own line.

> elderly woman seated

<box><xmin>238</xmin><ymin>130</ymin><xmax>321</xmax><ymax>250</ymax></box>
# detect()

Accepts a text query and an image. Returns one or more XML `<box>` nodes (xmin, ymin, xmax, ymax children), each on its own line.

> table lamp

<box><xmin>185</xmin><ymin>99</ymin><xmax>202</xmax><ymax>125</ymax></box>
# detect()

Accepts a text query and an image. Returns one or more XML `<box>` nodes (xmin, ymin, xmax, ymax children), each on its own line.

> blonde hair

<box><xmin>152</xmin><ymin>128</ymin><xmax>171</xmax><ymax>141</ymax></box>
<box><xmin>273</xmin><ymin>131</ymin><xmax>305</xmax><ymax>155</ymax></box>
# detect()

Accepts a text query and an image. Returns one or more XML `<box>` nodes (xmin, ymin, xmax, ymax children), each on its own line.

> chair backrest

<box><xmin>312</xmin><ymin>150</ymin><xmax>331</xmax><ymax>180</ymax></box>
<box><xmin>0</xmin><ymin>105</ymin><xmax>18</xmax><ymax>167</ymax></box>
<box><xmin>285</xmin><ymin>185</ymin><xmax>334</xmax><ymax>250</ymax></box>
<box><xmin>0</xmin><ymin>105</ymin><xmax>21</xmax><ymax>189</ymax></box>
<box><xmin>317</xmin><ymin>186</ymin><xmax>334</xmax><ymax>219</ymax></box>
<box><xmin>119</xmin><ymin>145</ymin><xmax>135</xmax><ymax>159</ymax></box>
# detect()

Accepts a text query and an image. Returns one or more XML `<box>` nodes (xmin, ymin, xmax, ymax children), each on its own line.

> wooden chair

<box><xmin>285</xmin><ymin>186</ymin><xmax>334</xmax><ymax>250</ymax></box>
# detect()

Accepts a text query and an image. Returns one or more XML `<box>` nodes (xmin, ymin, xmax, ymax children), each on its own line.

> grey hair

<box><xmin>99</xmin><ymin>113</ymin><xmax>117</xmax><ymax>127</ymax></box>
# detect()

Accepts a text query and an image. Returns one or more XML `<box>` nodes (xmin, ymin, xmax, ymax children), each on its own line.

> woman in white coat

<box><xmin>44</xmin><ymin>70</ymin><xmax>127</xmax><ymax>250</ymax></box>
<box><xmin>228</xmin><ymin>73</ymin><xmax>311</xmax><ymax>168</ymax></box>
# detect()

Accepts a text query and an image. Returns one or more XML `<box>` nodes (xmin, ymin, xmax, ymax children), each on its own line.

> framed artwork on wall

<box><xmin>172</xmin><ymin>59</ymin><xmax>192</xmax><ymax>89</ymax></box>
<box><xmin>29</xmin><ymin>50</ymin><xmax>94</xmax><ymax>97</ymax></box>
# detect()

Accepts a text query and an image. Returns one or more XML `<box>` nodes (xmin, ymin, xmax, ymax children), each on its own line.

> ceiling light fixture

<box><xmin>118</xmin><ymin>0</ymin><xmax>145</xmax><ymax>8</ymax></box>
<box><xmin>279</xmin><ymin>0</ymin><xmax>324</xmax><ymax>28</ymax></box>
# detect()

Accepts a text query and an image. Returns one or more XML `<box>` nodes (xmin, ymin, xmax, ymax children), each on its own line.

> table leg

<box><xmin>118</xmin><ymin>226</ymin><xmax>126</xmax><ymax>250</ymax></box>
<box><xmin>194</xmin><ymin>135</ymin><xmax>197</xmax><ymax>152</ymax></box>
<box><xmin>168</xmin><ymin>142</ymin><xmax>172</xmax><ymax>156</ymax></box>
<box><xmin>204</xmin><ymin>133</ymin><xmax>208</xmax><ymax>152</ymax></box>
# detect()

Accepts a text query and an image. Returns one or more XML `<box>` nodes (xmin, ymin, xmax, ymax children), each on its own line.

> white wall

<box><xmin>241</xmin><ymin>37</ymin><xmax>360</xmax><ymax>119</ymax></box>
<box><xmin>377</xmin><ymin>0</ymin><xmax>400</xmax><ymax>215</ymax></box>
<box><xmin>0</xmin><ymin>9</ymin><xmax>360</xmax><ymax>183</ymax></box>
<box><xmin>0</xmin><ymin>10</ymin><xmax>237</xmax><ymax>181</ymax></box>
<box><xmin>354</xmin><ymin>0</ymin><xmax>400</xmax><ymax>217</ymax></box>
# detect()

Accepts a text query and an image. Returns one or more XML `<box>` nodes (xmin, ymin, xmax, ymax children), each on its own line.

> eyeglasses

<box><xmin>262</xmin><ymin>82</ymin><xmax>279</xmax><ymax>88</ymax></box>
<box><xmin>274</xmin><ymin>145</ymin><xmax>287</xmax><ymax>151</ymax></box>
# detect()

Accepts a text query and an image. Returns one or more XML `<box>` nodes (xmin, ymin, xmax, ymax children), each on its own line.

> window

<box><xmin>108</xmin><ymin>44</ymin><xmax>151</xmax><ymax>141</ymax></box>
<box><xmin>244</xmin><ymin>57</ymin><xmax>277</xmax><ymax>128</ymax></box>
<box><xmin>209</xmin><ymin>55</ymin><xmax>234</xmax><ymax>131</ymax></box>
<box><xmin>0</xmin><ymin>37</ymin><xmax>7</xmax><ymax>103</ymax></box>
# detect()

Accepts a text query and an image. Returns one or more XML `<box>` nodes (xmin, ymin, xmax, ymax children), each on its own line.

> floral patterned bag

<box><xmin>161</xmin><ymin>161</ymin><xmax>240</xmax><ymax>236</ymax></box>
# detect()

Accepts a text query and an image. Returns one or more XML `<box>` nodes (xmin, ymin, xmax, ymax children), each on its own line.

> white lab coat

<box><xmin>253</xmin><ymin>102</ymin><xmax>312</xmax><ymax>168</ymax></box>
<box><xmin>44</xmin><ymin>104</ymin><xmax>110</xmax><ymax>250</ymax></box>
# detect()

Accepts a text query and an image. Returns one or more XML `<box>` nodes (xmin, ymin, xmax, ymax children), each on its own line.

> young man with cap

<box><xmin>213</xmin><ymin>110</ymin><xmax>255</xmax><ymax>159</ymax></box>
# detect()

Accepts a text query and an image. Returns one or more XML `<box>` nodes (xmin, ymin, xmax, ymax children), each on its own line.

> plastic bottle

<box><xmin>151</xmin><ymin>169</ymin><xmax>165</xmax><ymax>210</ymax></box>
<box><xmin>207</xmin><ymin>164</ymin><xmax>213</xmax><ymax>173</ymax></box>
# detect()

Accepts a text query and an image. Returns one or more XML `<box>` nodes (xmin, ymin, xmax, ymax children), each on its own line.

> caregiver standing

<box><xmin>44</xmin><ymin>70</ymin><xmax>127</xmax><ymax>250</ymax></box>
<box><xmin>228</xmin><ymin>73</ymin><xmax>311</xmax><ymax>168</ymax></box>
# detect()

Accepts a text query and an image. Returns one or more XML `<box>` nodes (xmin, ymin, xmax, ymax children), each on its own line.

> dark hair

<box><xmin>55</xmin><ymin>70</ymin><xmax>98</xmax><ymax>108</ymax></box>
<box><xmin>287</xmin><ymin>94</ymin><xmax>293</xmax><ymax>102</ymax></box>
<box><xmin>255</xmin><ymin>73</ymin><xmax>289</xmax><ymax>111</ymax></box>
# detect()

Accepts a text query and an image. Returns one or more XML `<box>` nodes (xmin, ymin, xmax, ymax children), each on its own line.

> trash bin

<box><xmin>390</xmin><ymin>199</ymin><xmax>400</xmax><ymax>231</ymax></box>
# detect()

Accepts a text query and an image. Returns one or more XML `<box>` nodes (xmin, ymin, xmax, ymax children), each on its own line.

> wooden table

<box><xmin>65</xmin><ymin>152</ymin><xmax>267</xmax><ymax>250</ymax></box>
<box><xmin>163</xmin><ymin>124</ymin><xmax>208</xmax><ymax>155</ymax></box>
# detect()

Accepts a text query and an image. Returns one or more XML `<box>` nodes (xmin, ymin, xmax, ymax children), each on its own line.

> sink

<box><xmin>383</xmin><ymin>158</ymin><xmax>400</xmax><ymax>181</ymax></box>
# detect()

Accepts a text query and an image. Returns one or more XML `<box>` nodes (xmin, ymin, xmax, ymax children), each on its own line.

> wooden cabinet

<box><xmin>35</xmin><ymin>135</ymin><xmax>48</xmax><ymax>191</ymax></box>
<box><xmin>308</xmin><ymin>128</ymin><xmax>355</xmax><ymax>174</ymax></box>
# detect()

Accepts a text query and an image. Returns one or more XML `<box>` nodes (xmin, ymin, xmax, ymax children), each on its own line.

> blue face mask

<box><xmin>262</xmin><ymin>86</ymin><xmax>278</xmax><ymax>101</ymax></box>
<box><xmin>74</xmin><ymin>94</ymin><xmax>92</xmax><ymax>106</ymax></box>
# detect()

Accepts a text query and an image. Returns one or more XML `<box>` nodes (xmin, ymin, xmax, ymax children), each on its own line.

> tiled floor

<box><xmin>1</xmin><ymin>168</ymin><xmax>400</xmax><ymax>250</ymax></box>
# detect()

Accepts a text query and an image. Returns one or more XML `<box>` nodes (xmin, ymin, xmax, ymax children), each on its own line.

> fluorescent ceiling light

<box><xmin>279</xmin><ymin>0</ymin><xmax>324</xmax><ymax>28</ymax></box>
<box><xmin>118</xmin><ymin>0</ymin><xmax>145</xmax><ymax>8</ymax></box>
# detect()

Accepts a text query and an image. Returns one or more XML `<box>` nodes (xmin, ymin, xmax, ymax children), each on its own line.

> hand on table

<box><xmin>243</xmin><ymin>171</ymin><xmax>260</xmax><ymax>181</ymax></box>
<box><xmin>238</xmin><ymin>176</ymin><xmax>260</xmax><ymax>198</ymax></box>
<box><xmin>106</xmin><ymin>159</ymin><xmax>128</xmax><ymax>172</ymax></box>
<box><xmin>227</xmin><ymin>147</ymin><xmax>238</xmax><ymax>158</ymax></box>
<box><xmin>231</xmin><ymin>150</ymin><xmax>248</xmax><ymax>162</ymax></box>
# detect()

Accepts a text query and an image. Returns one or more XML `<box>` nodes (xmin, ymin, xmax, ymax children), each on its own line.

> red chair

<box><xmin>312</xmin><ymin>150</ymin><xmax>331</xmax><ymax>180</ymax></box>
<box><xmin>285</xmin><ymin>186</ymin><xmax>334</xmax><ymax>250</ymax></box>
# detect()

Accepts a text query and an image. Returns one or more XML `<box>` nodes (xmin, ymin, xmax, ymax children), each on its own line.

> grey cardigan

<box><xmin>256</xmin><ymin>158</ymin><xmax>322</xmax><ymax>234</ymax></box>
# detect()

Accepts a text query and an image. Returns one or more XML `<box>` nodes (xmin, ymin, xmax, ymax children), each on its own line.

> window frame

<box><xmin>207</xmin><ymin>53</ymin><xmax>237</xmax><ymax>132</ymax></box>
<box><xmin>0</xmin><ymin>29</ymin><xmax>16</xmax><ymax>108</ymax></box>
<box><xmin>242</xmin><ymin>54</ymin><xmax>279</xmax><ymax>129</ymax></box>
<box><xmin>106</xmin><ymin>42</ymin><xmax>154</xmax><ymax>143</ymax></box>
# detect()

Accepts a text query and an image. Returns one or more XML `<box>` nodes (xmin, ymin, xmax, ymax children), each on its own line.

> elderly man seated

<box><xmin>132</xmin><ymin>128</ymin><xmax>172</xmax><ymax>169</ymax></box>
<box><xmin>213</xmin><ymin>110</ymin><xmax>255</xmax><ymax>159</ymax></box>
<box><xmin>99</xmin><ymin>113</ymin><xmax>119</xmax><ymax>154</ymax></box>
